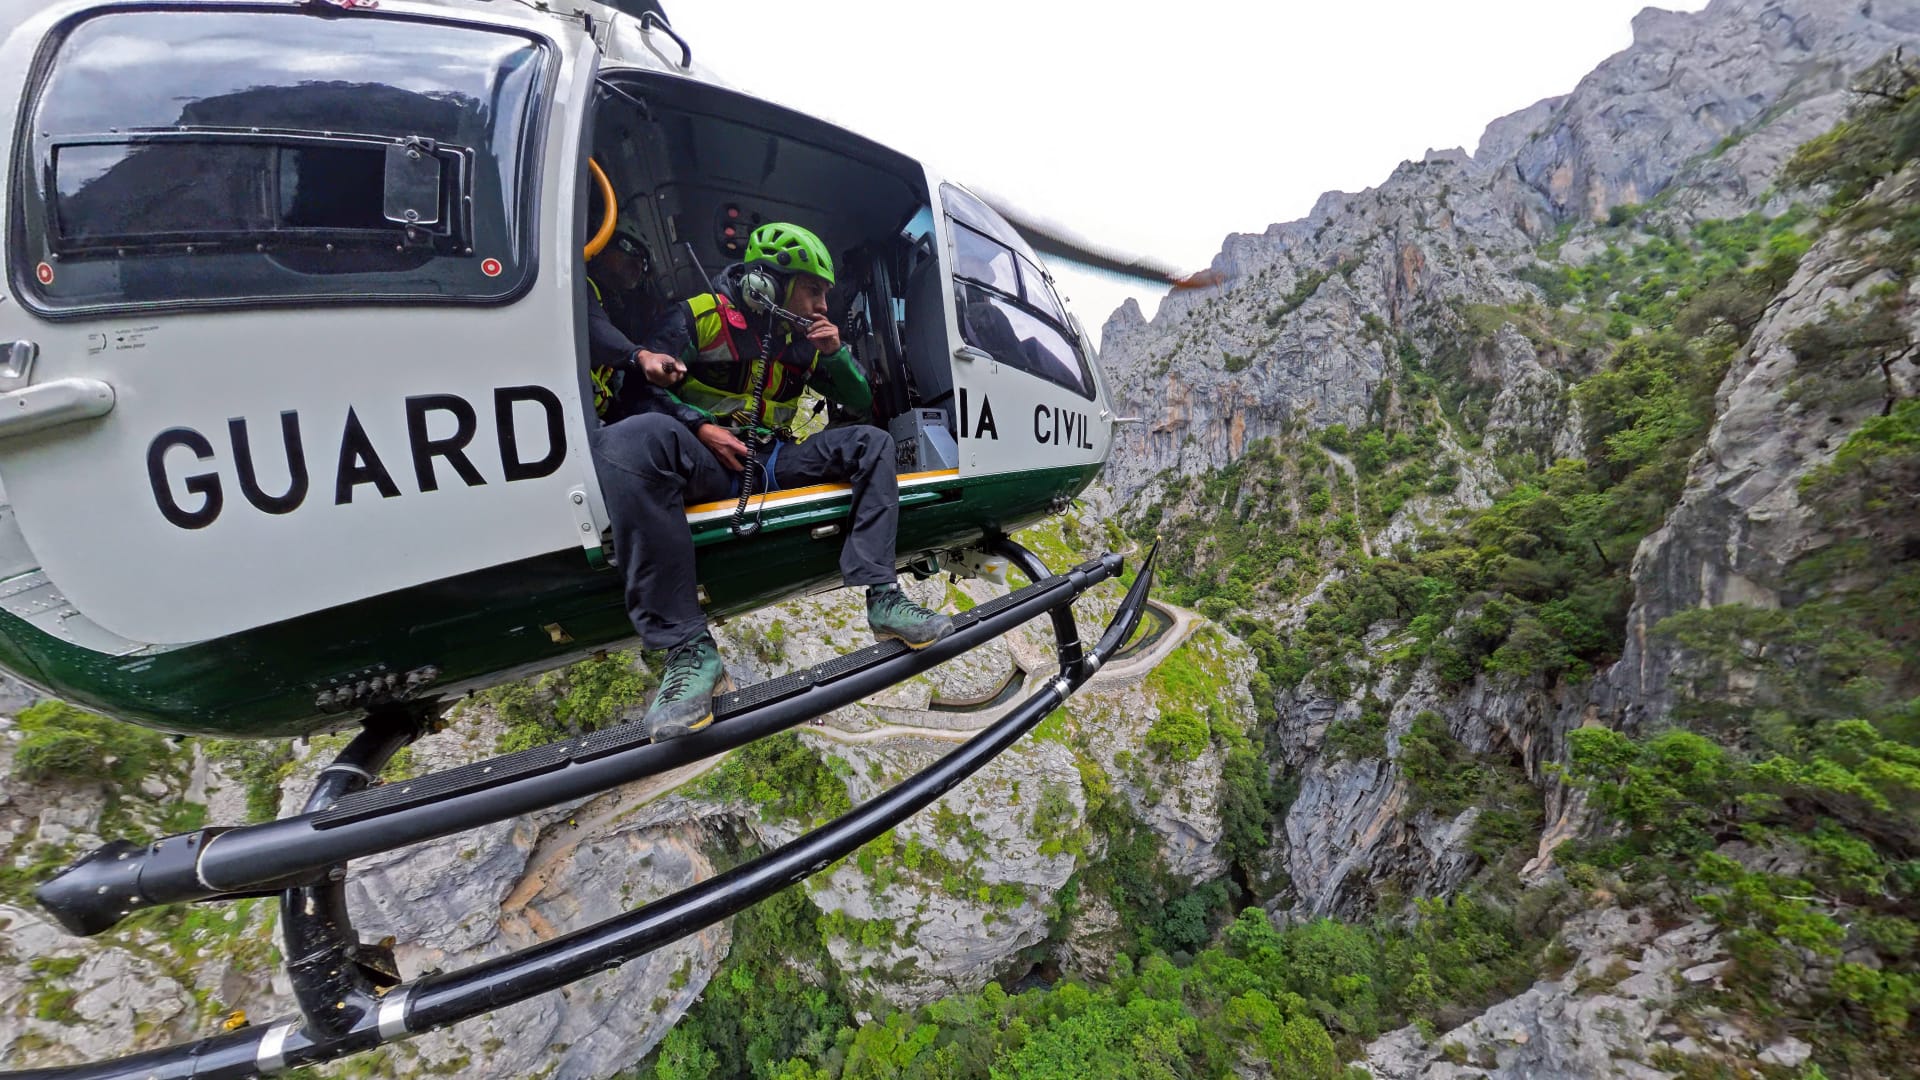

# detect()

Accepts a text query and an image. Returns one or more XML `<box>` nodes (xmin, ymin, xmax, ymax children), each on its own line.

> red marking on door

<box><xmin>480</xmin><ymin>258</ymin><xmax>502</xmax><ymax>277</ymax></box>
<box><xmin>35</xmin><ymin>263</ymin><xmax>53</xmax><ymax>285</ymax></box>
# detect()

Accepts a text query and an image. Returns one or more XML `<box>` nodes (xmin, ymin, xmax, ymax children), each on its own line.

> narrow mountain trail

<box><xmin>499</xmin><ymin>755</ymin><xmax>725</xmax><ymax>916</ymax></box>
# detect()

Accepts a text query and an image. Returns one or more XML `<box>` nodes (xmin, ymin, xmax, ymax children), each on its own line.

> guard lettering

<box><xmin>229</xmin><ymin>412</ymin><xmax>309</xmax><ymax>515</ymax></box>
<box><xmin>496</xmin><ymin>386</ymin><xmax>566</xmax><ymax>481</ymax></box>
<box><xmin>147</xmin><ymin>428</ymin><xmax>223</xmax><ymax>530</ymax></box>
<box><xmin>406</xmin><ymin>395</ymin><xmax>486</xmax><ymax>493</ymax></box>
<box><xmin>335</xmin><ymin>408</ymin><xmax>403</xmax><ymax>505</ymax></box>
<box><xmin>144</xmin><ymin>388</ymin><xmax>574</xmax><ymax>529</ymax></box>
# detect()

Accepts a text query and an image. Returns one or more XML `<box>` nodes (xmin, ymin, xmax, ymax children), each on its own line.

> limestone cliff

<box><xmin>1102</xmin><ymin>0</ymin><xmax>1920</xmax><ymax>500</ymax></box>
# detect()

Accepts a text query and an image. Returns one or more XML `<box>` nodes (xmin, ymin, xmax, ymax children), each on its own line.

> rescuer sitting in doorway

<box><xmin>592</xmin><ymin>222</ymin><xmax>953</xmax><ymax>743</ymax></box>
<box><xmin>587</xmin><ymin>219</ymin><xmax>677</xmax><ymax>422</ymax></box>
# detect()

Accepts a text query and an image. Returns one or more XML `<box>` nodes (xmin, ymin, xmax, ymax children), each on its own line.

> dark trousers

<box><xmin>590</xmin><ymin>414</ymin><xmax>900</xmax><ymax>649</ymax></box>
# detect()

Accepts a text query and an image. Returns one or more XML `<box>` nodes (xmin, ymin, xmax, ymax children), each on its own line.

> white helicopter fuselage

<box><xmin>0</xmin><ymin>0</ymin><xmax>1112</xmax><ymax>735</ymax></box>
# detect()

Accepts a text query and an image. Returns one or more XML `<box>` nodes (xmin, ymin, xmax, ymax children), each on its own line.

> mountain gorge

<box><xmin>6</xmin><ymin>0</ymin><xmax>1920</xmax><ymax>1077</ymax></box>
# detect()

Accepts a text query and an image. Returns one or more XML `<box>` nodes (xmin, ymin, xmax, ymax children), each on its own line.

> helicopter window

<box><xmin>1016</xmin><ymin>254</ymin><xmax>1068</xmax><ymax>328</ymax></box>
<box><xmin>13</xmin><ymin>10</ymin><xmax>551</xmax><ymax>316</ymax></box>
<box><xmin>955</xmin><ymin>282</ymin><xmax>1091</xmax><ymax>399</ymax></box>
<box><xmin>51</xmin><ymin>140</ymin><xmax>416</xmax><ymax>247</ymax></box>
<box><xmin>940</xmin><ymin>185</ymin><xmax>1091</xmax><ymax>399</ymax></box>
<box><xmin>951</xmin><ymin>223</ymin><xmax>1018</xmax><ymax>295</ymax></box>
<box><xmin>940</xmin><ymin>183</ymin><xmax>1040</xmax><ymax>264</ymax></box>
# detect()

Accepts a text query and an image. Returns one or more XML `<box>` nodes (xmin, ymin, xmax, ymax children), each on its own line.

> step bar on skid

<box><xmin>8</xmin><ymin>543</ymin><xmax>1155</xmax><ymax>1080</ymax></box>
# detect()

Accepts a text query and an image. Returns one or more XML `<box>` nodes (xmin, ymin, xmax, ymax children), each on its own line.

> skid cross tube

<box><xmin>36</xmin><ymin>556</ymin><xmax>1120</xmax><ymax>937</ymax></box>
<box><xmin>995</xmin><ymin>538</ymin><xmax>1085</xmax><ymax>679</ymax></box>
<box><xmin>2</xmin><ymin>546</ymin><xmax>1156</xmax><ymax>1080</ymax></box>
<box><xmin>280</xmin><ymin>717</ymin><xmax>420</xmax><ymax>1039</ymax></box>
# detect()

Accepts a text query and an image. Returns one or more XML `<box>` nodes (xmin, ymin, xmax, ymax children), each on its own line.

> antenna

<box><xmin>679</xmin><ymin>241</ymin><xmax>713</xmax><ymax>290</ymax></box>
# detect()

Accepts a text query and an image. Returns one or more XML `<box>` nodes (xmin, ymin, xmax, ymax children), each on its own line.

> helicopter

<box><xmin>0</xmin><ymin>1</ymin><xmax>1183</xmax><ymax>1077</ymax></box>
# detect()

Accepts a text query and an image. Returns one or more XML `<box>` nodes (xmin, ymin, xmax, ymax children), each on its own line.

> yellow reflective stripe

<box><xmin>677</xmin><ymin>377</ymin><xmax>800</xmax><ymax>429</ymax></box>
<box><xmin>590</xmin><ymin>366</ymin><xmax>614</xmax><ymax>416</ymax></box>
<box><xmin>677</xmin><ymin>376</ymin><xmax>753</xmax><ymax>417</ymax></box>
<box><xmin>692</xmin><ymin>308</ymin><xmax>729</xmax><ymax>351</ymax></box>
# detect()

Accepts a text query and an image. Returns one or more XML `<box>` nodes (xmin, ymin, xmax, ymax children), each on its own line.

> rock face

<box><xmin>801</xmin><ymin>732</ymin><xmax>1084</xmax><ymax>1009</ymax></box>
<box><xmin>1362</xmin><ymin>907</ymin><xmax>1731</xmax><ymax>1080</ymax></box>
<box><xmin>1094</xmin><ymin>1</ymin><xmax>1920</xmax><ymax>1072</ymax></box>
<box><xmin>0</xmin><ymin>705</ymin><xmax>736</xmax><ymax>1079</ymax></box>
<box><xmin>330</xmin><ymin>712</ymin><xmax>734</xmax><ymax>1080</ymax></box>
<box><xmin>1094</xmin><ymin>0</ymin><xmax>1920</xmax><ymax>929</ymax></box>
<box><xmin>716</xmin><ymin>556</ymin><xmax>1247</xmax><ymax>1010</ymax></box>
<box><xmin>1596</xmin><ymin>167</ymin><xmax>1920</xmax><ymax>734</ymax></box>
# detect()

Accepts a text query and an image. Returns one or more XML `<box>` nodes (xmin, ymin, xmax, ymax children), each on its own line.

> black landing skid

<box><xmin>8</xmin><ymin>541</ymin><xmax>1156</xmax><ymax>1080</ymax></box>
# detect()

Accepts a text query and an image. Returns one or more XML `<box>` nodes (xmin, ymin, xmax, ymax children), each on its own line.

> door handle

<box><xmin>0</xmin><ymin>341</ymin><xmax>37</xmax><ymax>392</ymax></box>
<box><xmin>0</xmin><ymin>378</ymin><xmax>116</xmax><ymax>439</ymax></box>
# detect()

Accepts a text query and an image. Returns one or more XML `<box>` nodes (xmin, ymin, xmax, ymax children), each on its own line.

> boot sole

<box><xmin>874</xmin><ymin>626</ymin><xmax>954</xmax><ymax>651</ymax></box>
<box><xmin>647</xmin><ymin>675</ymin><xmax>734</xmax><ymax>743</ymax></box>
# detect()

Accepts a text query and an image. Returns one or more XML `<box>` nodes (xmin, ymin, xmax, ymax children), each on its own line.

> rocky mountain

<box><xmin>1101</xmin><ymin>0</ymin><xmax>1920</xmax><ymax>918</ymax></box>
<box><xmin>1102</xmin><ymin>0</ymin><xmax>1919</xmax><ymax>496</ymax></box>
<box><xmin>7</xmin><ymin>0</ymin><xmax>1920</xmax><ymax>1077</ymax></box>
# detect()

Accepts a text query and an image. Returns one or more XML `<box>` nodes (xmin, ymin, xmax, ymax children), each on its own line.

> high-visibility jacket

<box><xmin>647</xmin><ymin>285</ymin><xmax>872</xmax><ymax>435</ymax></box>
<box><xmin>586</xmin><ymin>277</ymin><xmax>633</xmax><ymax>419</ymax></box>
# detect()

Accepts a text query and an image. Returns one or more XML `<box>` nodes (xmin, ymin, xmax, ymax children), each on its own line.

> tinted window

<box><xmin>952</xmin><ymin>224</ymin><xmax>1017</xmax><ymax>295</ymax></box>
<box><xmin>1017</xmin><ymin>254</ymin><xmax>1067</xmax><ymax>327</ymax></box>
<box><xmin>939</xmin><ymin>183</ymin><xmax>1043</xmax><ymax>265</ymax></box>
<box><xmin>955</xmin><ymin>282</ymin><xmax>1091</xmax><ymax>398</ymax></box>
<box><xmin>53</xmin><ymin>141</ymin><xmax>407</xmax><ymax>245</ymax></box>
<box><xmin>13</xmin><ymin>10</ymin><xmax>549</xmax><ymax>315</ymax></box>
<box><xmin>941</xmin><ymin>185</ymin><xmax>1088</xmax><ymax>397</ymax></box>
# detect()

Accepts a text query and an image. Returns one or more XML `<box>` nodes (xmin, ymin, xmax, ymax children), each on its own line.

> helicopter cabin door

<box><xmin>0</xmin><ymin>4</ymin><xmax>599</xmax><ymax>646</ymax></box>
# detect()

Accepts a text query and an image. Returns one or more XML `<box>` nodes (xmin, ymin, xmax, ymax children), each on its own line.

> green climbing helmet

<box><xmin>745</xmin><ymin>222</ymin><xmax>834</xmax><ymax>286</ymax></box>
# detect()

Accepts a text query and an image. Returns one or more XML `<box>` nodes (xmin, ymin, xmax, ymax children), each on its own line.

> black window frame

<box><xmin>45</xmin><ymin>131</ymin><xmax>476</xmax><ymax>257</ymax></box>
<box><xmin>8</xmin><ymin>5</ymin><xmax>557</xmax><ymax>320</ymax></box>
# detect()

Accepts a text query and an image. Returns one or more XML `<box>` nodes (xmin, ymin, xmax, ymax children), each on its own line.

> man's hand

<box><xmin>634</xmin><ymin>350</ymin><xmax>686</xmax><ymax>388</ymax></box>
<box><xmin>695</xmin><ymin>423</ymin><xmax>750</xmax><ymax>471</ymax></box>
<box><xmin>804</xmin><ymin>318</ymin><xmax>842</xmax><ymax>355</ymax></box>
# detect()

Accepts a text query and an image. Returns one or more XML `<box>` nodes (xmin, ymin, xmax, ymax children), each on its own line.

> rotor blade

<box><xmin>974</xmin><ymin>191</ymin><xmax>1223</xmax><ymax>291</ymax></box>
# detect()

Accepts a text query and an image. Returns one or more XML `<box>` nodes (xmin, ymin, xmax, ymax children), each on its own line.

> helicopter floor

<box><xmin>10</xmin><ymin>544</ymin><xmax>1156</xmax><ymax>1080</ymax></box>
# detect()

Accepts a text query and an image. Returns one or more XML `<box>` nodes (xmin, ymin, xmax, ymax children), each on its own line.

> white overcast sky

<box><xmin>666</xmin><ymin>0</ymin><xmax>1711</xmax><ymax>344</ymax></box>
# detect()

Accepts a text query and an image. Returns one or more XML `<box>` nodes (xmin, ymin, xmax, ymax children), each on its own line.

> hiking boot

<box><xmin>867</xmin><ymin>584</ymin><xmax>954</xmax><ymax>649</ymax></box>
<box><xmin>643</xmin><ymin>633</ymin><xmax>726</xmax><ymax>742</ymax></box>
